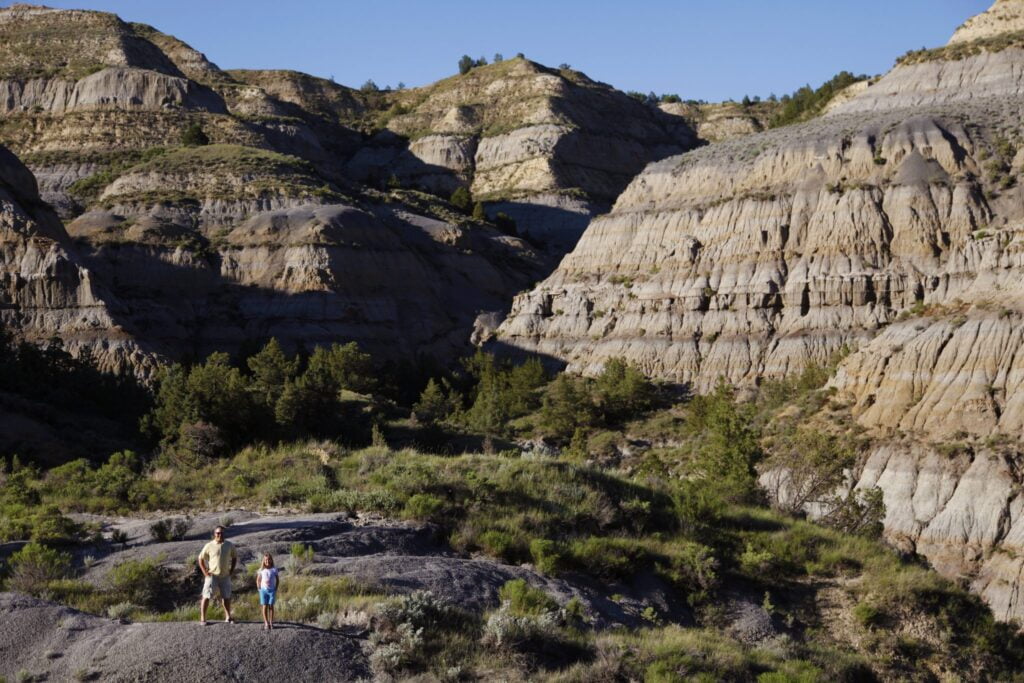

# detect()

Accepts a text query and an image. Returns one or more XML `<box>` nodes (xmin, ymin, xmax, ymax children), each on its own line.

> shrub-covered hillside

<box><xmin>2</xmin><ymin>340</ymin><xmax>1024</xmax><ymax>680</ymax></box>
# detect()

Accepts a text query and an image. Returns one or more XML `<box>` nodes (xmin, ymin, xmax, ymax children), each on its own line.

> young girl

<box><xmin>256</xmin><ymin>553</ymin><xmax>280</xmax><ymax>631</ymax></box>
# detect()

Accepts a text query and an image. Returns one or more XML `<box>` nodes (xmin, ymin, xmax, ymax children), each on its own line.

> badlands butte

<box><xmin>7</xmin><ymin>0</ymin><xmax>1024</xmax><ymax>676</ymax></box>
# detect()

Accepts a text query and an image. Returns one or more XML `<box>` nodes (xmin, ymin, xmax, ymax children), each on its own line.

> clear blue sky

<box><xmin>9</xmin><ymin>1</ymin><xmax>992</xmax><ymax>101</ymax></box>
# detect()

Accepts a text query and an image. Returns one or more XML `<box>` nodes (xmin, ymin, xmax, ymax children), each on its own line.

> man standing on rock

<box><xmin>198</xmin><ymin>525</ymin><xmax>237</xmax><ymax>625</ymax></box>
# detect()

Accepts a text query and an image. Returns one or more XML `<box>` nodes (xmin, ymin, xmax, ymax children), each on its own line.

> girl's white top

<box><xmin>257</xmin><ymin>567</ymin><xmax>279</xmax><ymax>590</ymax></box>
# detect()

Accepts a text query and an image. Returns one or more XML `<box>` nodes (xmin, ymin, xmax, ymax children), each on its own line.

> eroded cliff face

<box><xmin>0</xmin><ymin>6</ymin><xmax>549</xmax><ymax>366</ymax></box>
<box><xmin>497</xmin><ymin>0</ymin><xmax>1024</xmax><ymax>621</ymax></box>
<box><xmin>497</xmin><ymin>105</ymin><xmax>1008</xmax><ymax>391</ymax></box>
<box><xmin>51</xmin><ymin>141</ymin><xmax>547</xmax><ymax>363</ymax></box>
<box><xmin>346</xmin><ymin>59</ymin><xmax>698</xmax><ymax>249</ymax></box>
<box><xmin>0</xmin><ymin>144</ymin><xmax>146</xmax><ymax>373</ymax></box>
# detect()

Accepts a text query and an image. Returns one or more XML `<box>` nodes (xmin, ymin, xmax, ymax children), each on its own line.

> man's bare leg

<box><xmin>223</xmin><ymin>598</ymin><xmax>233</xmax><ymax>622</ymax></box>
<box><xmin>200</xmin><ymin>597</ymin><xmax>209</xmax><ymax>624</ymax></box>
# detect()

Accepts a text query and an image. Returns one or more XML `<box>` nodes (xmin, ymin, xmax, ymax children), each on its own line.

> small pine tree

<box><xmin>414</xmin><ymin>378</ymin><xmax>449</xmax><ymax>425</ymax></box>
<box><xmin>472</xmin><ymin>201</ymin><xmax>486</xmax><ymax>220</ymax></box>
<box><xmin>475</xmin><ymin>55</ymin><xmax>488</xmax><ymax>67</ymax></box>
<box><xmin>450</xmin><ymin>186</ymin><xmax>472</xmax><ymax>213</ymax></box>
<box><xmin>458</xmin><ymin>55</ymin><xmax>474</xmax><ymax>75</ymax></box>
<box><xmin>493</xmin><ymin>53</ymin><xmax>504</xmax><ymax>63</ymax></box>
<box><xmin>387</xmin><ymin>174</ymin><xmax>401</xmax><ymax>190</ymax></box>
<box><xmin>180</xmin><ymin>123</ymin><xmax>209</xmax><ymax>147</ymax></box>
<box><xmin>360</xmin><ymin>79</ymin><xmax>379</xmax><ymax>93</ymax></box>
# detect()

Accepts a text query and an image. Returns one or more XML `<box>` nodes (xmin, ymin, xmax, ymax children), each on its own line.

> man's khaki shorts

<box><xmin>202</xmin><ymin>575</ymin><xmax>232</xmax><ymax>600</ymax></box>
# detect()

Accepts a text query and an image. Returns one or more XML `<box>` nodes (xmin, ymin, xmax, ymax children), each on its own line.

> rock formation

<box><xmin>949</xmin><ymin>0</ymin><xmax>1024</xmax><ymax>44</ymax></box>
<box><xmin>496</xmin><ymin>0</ymin><xmax>1024</xmax><ymax>621</ymax></box>
<box><xmin>0</xmin><ymin>143</ymin><xmax>145</xmax><ymax>372</ymax></box>
<box><xmin>0</xmin><ymin>4</ymin><xmax>707</xmax><ymax>367</ymax></box>
<box><xmin>0</xmin><ymin>6</ymin><xmax>553</xmax><ymax>366</ymax></box>
<box><xmin>660</xmin><ymin>100</ymin><xmax>777</xmax><ymax>142</ymax></box>
<box><xmin>0</xmin><ymin>592</ymin><xmax>369</xmax><ymax>681</ymax></box>
<box><xmin>345</xmin><ymin>59</ymin><xmax>698</xmax><ymax>248</ymax></box>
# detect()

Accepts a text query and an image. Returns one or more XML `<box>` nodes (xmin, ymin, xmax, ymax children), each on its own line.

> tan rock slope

<box><xmin>949</xmin><ymin>0</ymin><xmax>1024</xmax><ymax>44</ymax></box>
<box><xmin>497</xmin><ymin>0</ymin><xmax>1024</xmax><ymax>621</ymax></box>
<box><xmin>0</xmin><ymin>5</ymin><xmax>550</xmax><ymax>365</ymax></box>
<box><xmin>345</xmin><ymin>59</ymin><xmax>698</xmax><ymax>248</ymax></box>
<box><xmin>0</xmin><ymin>4</ymin><xmax>705</xmax><ymax>366</ymax></box>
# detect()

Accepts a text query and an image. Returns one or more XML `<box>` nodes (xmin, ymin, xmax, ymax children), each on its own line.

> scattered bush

<box><xmin>449</xmin><ymin>186</ymin><xmax>472</xmax><ymax>213</ymax></box>
<box><xmin>402</xmin><ymin>493</ymin><xmax>444</xmax><ymax>521</ymax></box>
<box><xmin>148</xmin><ymin>517</ymin><xmax>191</xmax><ymax>543</ymax></box>
<box><xmin>498</xmin><ymin>579</ymin><xmax>557</xmax><ymax>616</ymax></box>
<box><xmin>108</xmin><ymin>557</ymin><xmax>167</xmax><ymax>608</ymax></box>
<box><xmin>180</xmin><ymin>123</ymin><xmax>209</xmax><ymax>147</ymax></box>
<box><xmin>6</xmin><ymin>542</ymin><xmax>71</xmax><ymax>596</ymax></box>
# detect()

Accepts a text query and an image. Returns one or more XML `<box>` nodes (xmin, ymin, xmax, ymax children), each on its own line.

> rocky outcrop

<box><xmin>496</xmin><ymin>105</ymin><xmax>1008</xmax><ymax>390</ymax></box>
<box><xmin>495</xmin><ymin>0</ymin><xmax>1024</xmax><ymax>622</ymax></box>
<box><xmin>67</xmin><ymin>194</ymin><xmax>545</xmax><ymax>363</ymax></box>
<box><xmin>849</xmin><ymin>444</ymin><xmax>1024</xmax><ymax>622</ymax></box>
<box><xmin>0</xmin><ymin>592</ymin><xmax>370</xmax><ymax>682</ymax></box>
<box><xmin>0</xmin><ymin>67</ymin><xmax>227</xmax><ymax>114</ymax></box>
<box><xmin>0</xmin><ymin>143</ymin><xmax>147</xmax><ymax>373</ymax></box>
<box><xmin>660</xmin><ymin>100</ymin><xmax>778</xmax><ymax>142</ymax></box>
<box><xmin>348</xmin><ymin>59</ymin><xmax>698</xmax><ymax>249</ymax></box>
<box><xmin>949</xmin><ymin>0</ymin><xmax>1024</xmax><ymax>44</ymax></box>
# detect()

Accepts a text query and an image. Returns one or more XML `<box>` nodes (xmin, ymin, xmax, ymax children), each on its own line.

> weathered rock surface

<box><xmin>497</xmin><ymin>104</ymin><xmax>1008</xmax><ymax>391</ymax></box>
<box><xmin>71</xmin><ymin>511</ymin><xmax>678</xmax><ymax>628</ymax></box>
<box><xmin>498</xmin><ymin>0</ymin><xmax>1024</xmax><ymax>623</ymax></box>
<box><xmin>0</xmin><ymin>592</ymin><xmax>369</xmax><ymax>682</ymax></box>
<box><xmin>949</xmin><ymin>0</ymin><xmax>1024</xmax><ymax>44</ymax></box>
<box><xmin>62</xmin><ymin>160</ymin><xmax>546</xmax><ymax>360</ymax></box>
<box><xmin>0</xmin><ymin>143</ymin><xmax>146</xmax><ymax>373</ymax></box>
<box><xmin>660</xmin><ymin>100</ymin><xmax>777</xmax><ymax>142</ymax></box>
<box><xmin>348</xmin><ymin>58</ymin><xmax>698</xmax><ymax>248</ymax></box>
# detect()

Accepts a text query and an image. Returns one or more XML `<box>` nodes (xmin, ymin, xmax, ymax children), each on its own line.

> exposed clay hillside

<box><xmin>498</xmin><ymin>0</ymin><xmax>1024</xmax><ymax>623</ymax></box>
<box><xmin>0</xmin><ymin>6</ymin><xmax>549</xmax><ymax>367</ymax></box>
<box><xmin>226</xmin><ymin>69</ymin><xmax>366</xmax><ymax>123</ymax></box>
<box><xmin>0</xmin><ymin>4</ymin><xmax>361</xmax><ymax>213</ymax></box>
<box><xmin>0</xmin><ymin>143</ymin><xmax>147</xmax><ymax>372</ymax></box>
<box><xmin>660</xmin><ymin>100</ymin><xmax>778</xmax><ymax>142</ymax></box>
<box><xmin>347</xmin><ymin>58</ymin><xmax>698</xmax><ymax>248</ymax></box>
<box><xmin>950</xmin><ymin>0</ymin><xmax>1024</xmax><ymax>44</ymax></box>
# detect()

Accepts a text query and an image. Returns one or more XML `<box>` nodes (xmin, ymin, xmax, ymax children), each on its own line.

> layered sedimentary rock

<box><xmin>659</xmin><ymin>100</ymin><xmax>777</xmax><ymax>142</ymax></box>
<box><xmin>949</xmin><ymin>0</ymin><xmax>1024</xmax><ymax>44</ymax></box>
<box><xmin>0</xmin><ymin>143</ymin><xmax>144</xmax><ymax>372</ymax></box>
<box><xmin>498</xmin><ymin>0</ymin><xmax>1024</xmax><ymax>621</ymax></box>
<box><xmin>0</xmin><ymin>6</ymin><xmax>547</xmax><ymax>365</ymax></box>
<box><xmin>347</xmin><ymin>59</ymin><xmax>698</xmax><ymax>248</ymax></box>
<box><xmin>497</xmin><ymin>105</ymin><xmax>1006</xmax><ymax>390</ymax></box>
<box><xmin>57</xmin><ymin>142</ymin><xmax>545</xmax><ymax>362</ymax></box>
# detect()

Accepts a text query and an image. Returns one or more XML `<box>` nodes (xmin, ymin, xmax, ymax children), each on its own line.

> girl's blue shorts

<box><xmin>259</xmin><ymin>588</ymin><xmax>277</xmax><ymax>606</ymax></box>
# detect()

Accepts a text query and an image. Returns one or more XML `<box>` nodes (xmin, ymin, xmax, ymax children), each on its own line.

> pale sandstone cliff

<box><xmin>497</xmin><ymin>0</ymin><xmax>1024</xmax><ymax>621</ymax></box>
